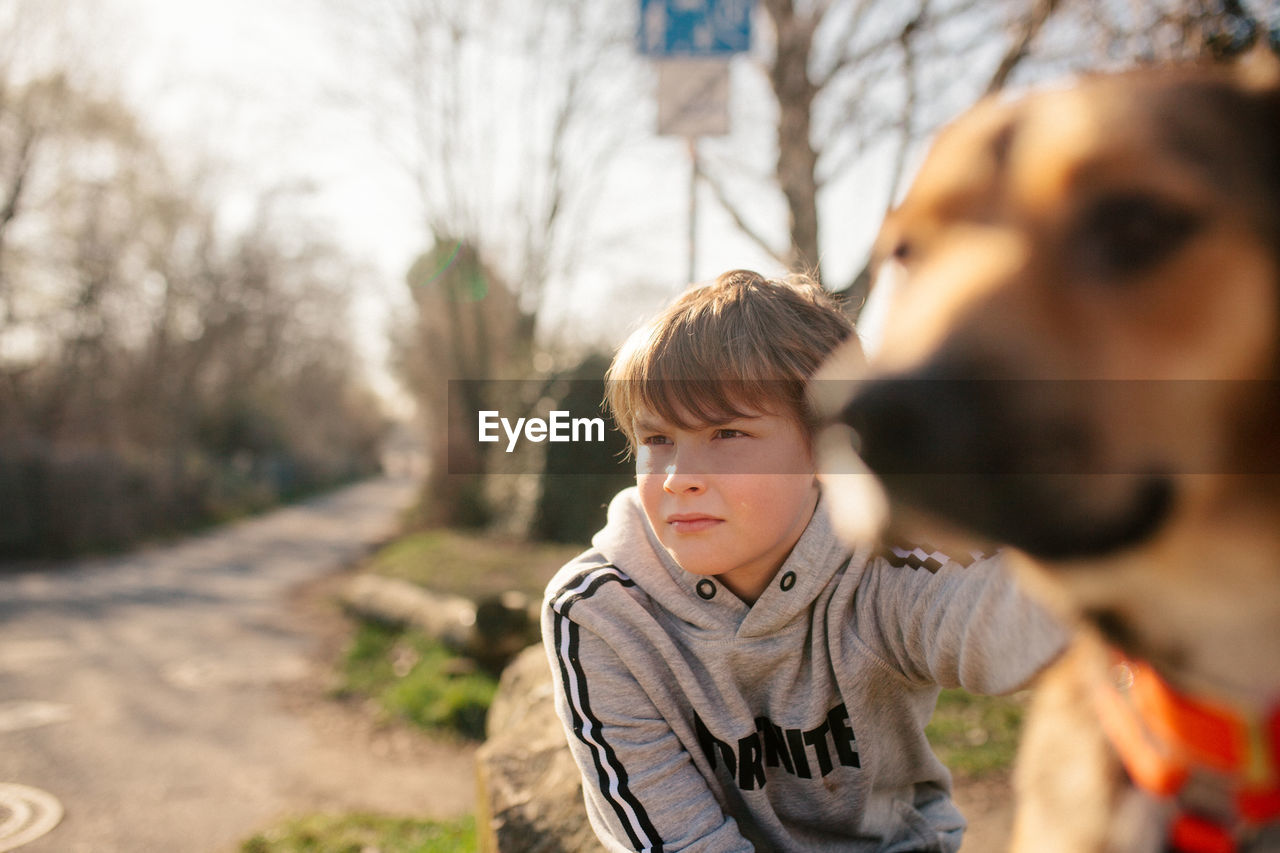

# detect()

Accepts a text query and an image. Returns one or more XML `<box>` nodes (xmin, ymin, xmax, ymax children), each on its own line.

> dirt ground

<box><xmin>274</xmin><ymin>568</ymin><xmax>480</xmax><ymax>824</ymax></box>
<box><xmin>953</xmin><ymin>773</ymin><xmax>1015</xmax><ymax>851</ymax></box>
<box><xmin>0</xmin><ymin>476</ymin><xmax>478</xmax><ymax>853</ymax></box>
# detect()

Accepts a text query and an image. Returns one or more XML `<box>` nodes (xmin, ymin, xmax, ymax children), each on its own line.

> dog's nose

<box><xmin>833</xmin><ymin>369</ymin><xmax>1176</xmax><ymax>559</ymax></box>
<box><xmin>837</xmin><ymin>374</ymin><xmax>993</xmax><ymax>477</ymax></box>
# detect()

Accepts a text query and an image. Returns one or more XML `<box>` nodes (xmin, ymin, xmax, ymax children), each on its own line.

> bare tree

<box><xmin>697</xmin><ymin>0</ymin><xmax>1065</xmax><ymax>308</ymax></box>
<box><xmin>699</xmin><ymin>0</ymin><xmax>1274</xmax><ymax>311</ymax></box>
<box><xmin>331</xmin><ymin>0</ymin><xmax>641</xmax><ymax>338</ymax></box>
<box><xmin>329</xmin><ymin>0</ymin><xmax>646</xmax><ymax>525</ymax></box>
<box><xmin>395</xmin><ymin>239</ymin><xmax>527</xmax><ymax>525</ymax></box>
<box><xmin>1032</xmin><ymin>0</ymin><xmax>1276</xmax><ymax>68</ymax></box>
<box><xmin>0</xmin><ymin>55</ymin><xmax>387</xmax><ymax>555</ymax></box>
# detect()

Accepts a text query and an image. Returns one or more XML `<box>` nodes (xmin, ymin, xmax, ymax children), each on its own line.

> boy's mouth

<box><xmin>667</xmin><ymin>514</ymin><xmax>723</xmax><ymax>534</ymax></box>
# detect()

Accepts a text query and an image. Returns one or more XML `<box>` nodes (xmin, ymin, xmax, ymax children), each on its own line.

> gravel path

<box><xmin>0</xmin><ymin>476</ymin><xmax>475</xmax><ymax>853</ymax></box>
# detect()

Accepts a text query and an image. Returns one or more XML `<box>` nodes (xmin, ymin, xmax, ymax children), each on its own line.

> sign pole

<box><xmin>687</xmin><ymin>136</ymin><xmax>698</xmax><ymax>284</ymax></box>
<box><xmin>639</xmin><ymin>0</ymin><xmax>754</xmax><ymax>286</ymax></box>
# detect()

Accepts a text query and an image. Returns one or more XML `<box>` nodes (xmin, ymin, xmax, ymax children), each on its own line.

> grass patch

<box><xmin>339</xmin><ymin>621</ymin><xmax>498</xmax><ymax>740</ymax></box>
<box><xmin>338</xmin><ymin>528</ymin><xmax>577</xmax><ymax>739</ymax></box>
<box><xmin>241</xmin><ymin>813</ymin><xmax>474</xmax><ymax>853</ymax></box>
<box><xmin>925</xmin><ymin>688</ymin><xmax>1028</xmax><ymax>778</ymax></box>
<box><xmin>365</xmin><ymin>529</ymin><xmax>582</xmax><ymax>601</ymax></box>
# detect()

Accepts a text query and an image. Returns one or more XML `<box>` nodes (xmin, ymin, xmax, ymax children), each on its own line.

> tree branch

<box><xmin>698</xmin><ymin>160</ymin><xmax>791</xmax><ymax>268</ymax></box>
<box><xmin>882</xmin><ymin>2</ymin><xmax>926</xmax><ymax>214</ymax></box>
<box><xmin>985</xmin><ymin>0</ymin><xmax>1063</xmax><ymax>95</ymax></box>
<box><xmin>815</xmin><ymin>0</ymin><xmax>985</xmax><ymax>89</ymax></box>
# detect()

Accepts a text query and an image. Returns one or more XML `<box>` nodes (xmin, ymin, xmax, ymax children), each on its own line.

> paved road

<box><xmin>0</xmin><ymin>476</ymin><xmax>475</xmax><ymax>853</ymax></box>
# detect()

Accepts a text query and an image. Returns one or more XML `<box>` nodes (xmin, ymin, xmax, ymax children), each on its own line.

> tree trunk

<box><xmin>763</xmin><ymin>0</ymin><xmax>821</xmax><ymax>274</ymax></box>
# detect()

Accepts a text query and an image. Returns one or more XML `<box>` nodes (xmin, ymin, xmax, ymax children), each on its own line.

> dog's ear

<box><xmin>1235</xmin><ymin>41</ymin><xmax>1280</xmax><ymax>91</ymax></box>
<box><xmin>1233</xmin><ymin>42</ymin><xmax>1280</xmax><ymax>149</ymax></box>
<box><xmin>1229</xmin><ymin>49</ymin><xmax>1280</xmax><ymax>229</ymax></box>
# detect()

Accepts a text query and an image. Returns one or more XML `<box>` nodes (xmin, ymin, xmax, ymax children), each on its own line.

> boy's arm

<box><xmin>544</xmin><ymin>598</ymin><xmax>756</xmax><ymax>853</ymax></box>
<box><xmin>855</xmin><ymin>549</ymin><xmax>1068</xmax><ymax>694</ymax></box>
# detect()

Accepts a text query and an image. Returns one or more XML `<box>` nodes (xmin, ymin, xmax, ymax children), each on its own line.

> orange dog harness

<box><xmin>1094</xmin><ymin>653</ymin><xmax>1280</xmax><ymax>852</ymax></box>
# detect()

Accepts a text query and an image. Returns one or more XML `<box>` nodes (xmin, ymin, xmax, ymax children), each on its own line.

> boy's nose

<box><xmin>662</xmin><ymin>462</ymin><xmax>707</xmax><ymax>494</ymax></box>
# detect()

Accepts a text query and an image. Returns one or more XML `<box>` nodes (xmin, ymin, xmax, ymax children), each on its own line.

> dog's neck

<box><xmin>1017</xmin><ymin>499</ymin><xmax>1280</xmax><ymax>709</ymax></box>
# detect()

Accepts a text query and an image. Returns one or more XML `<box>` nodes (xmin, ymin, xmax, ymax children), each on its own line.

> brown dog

<box><xmin>814</xmin><ymin>58</ymin><xmax>1280</xmax><ymax>852</ymax></box>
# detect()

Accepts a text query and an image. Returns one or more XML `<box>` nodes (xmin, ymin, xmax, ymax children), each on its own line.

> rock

<box><xmin>476</xmin><ymin>645</ymin><xmax>600</xmax><ymax>853</ymax></box>
<box><xmin>342</xmin><ymin>574</ymin><xmax>476</xmax><ymax>651</ymax></box>
<box><xmin>472</xmin><ymin>591</ymin><xmax>541</xmax><ymax>671</ymax></box>
<box><xmin>341</xmin><ymin>575</ymin><xmax>538</xmax><ymax>671</ymax></box>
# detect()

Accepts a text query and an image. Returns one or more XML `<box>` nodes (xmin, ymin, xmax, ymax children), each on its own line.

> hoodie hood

<box><xmin>591</xmin><ymin>486</ymin><xmax>857</xmax><ymax>638</ymax></box>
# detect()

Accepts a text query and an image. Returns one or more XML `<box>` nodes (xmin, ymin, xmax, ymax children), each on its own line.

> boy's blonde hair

<box><xmin>605</xmin><ymin>269</ymin><xmax>854</xmax><ymax>451</ymax></box>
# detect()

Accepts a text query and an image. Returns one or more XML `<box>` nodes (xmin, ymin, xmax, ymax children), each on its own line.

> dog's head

<box><xmin>816</xmin><ymin>60</ymin><xmax>1280</xmax><ymax>573</ymax></box>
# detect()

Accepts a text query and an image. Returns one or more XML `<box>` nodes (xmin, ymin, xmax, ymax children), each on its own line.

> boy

<box><xmin>542</xmin><ymin>270</ymin><xmax>1065</xmax><ymax>852</ymax></box>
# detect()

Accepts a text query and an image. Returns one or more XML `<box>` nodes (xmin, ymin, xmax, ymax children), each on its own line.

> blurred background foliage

<box><xmin>0</xmin><ymin>38</ymin><xmax>386</xmax><ymax>557</ymax></box>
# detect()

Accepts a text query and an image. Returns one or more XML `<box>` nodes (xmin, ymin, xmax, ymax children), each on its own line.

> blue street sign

<box><xmin>638</xmin><ymin>0</ymin><xmax>753</xmax><ymax>57</ymax></box>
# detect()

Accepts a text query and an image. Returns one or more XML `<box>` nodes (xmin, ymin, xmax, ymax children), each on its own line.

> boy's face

<box><xmin>633</xmin><ymin>405</ymin><xmax>818</xmax><ymax>604</ymax></box>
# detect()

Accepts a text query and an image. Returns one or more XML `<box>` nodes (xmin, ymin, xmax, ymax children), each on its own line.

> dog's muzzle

<box><xmin>831</xmin><ymin>370</ymin><xmax>1175</xmax><ymax>560</ymax></box>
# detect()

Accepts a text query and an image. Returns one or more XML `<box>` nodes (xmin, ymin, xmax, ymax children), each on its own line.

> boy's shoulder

<box><xmin>842</xmin><ymin>537</ymin><xmax>1009</xmax><ymax>624</ymax></box>
<box><xmin>545</xmin><ymin>551</ymin><xmax>636</xmax><ymax>613</ymax></box>
<box><xmin>543</xmin><ymin>543</ymin><xmax>667</xmax><ymax>634</ymax></box>
<box><xmin>871</xmin><ymin>539</ymin><xmax>998</xmax><ymax>574</ymax></box>
<box><xmin>543</xmin><ymin>486</ymin><xmax>659</xmax><ymax>615</ymax></box>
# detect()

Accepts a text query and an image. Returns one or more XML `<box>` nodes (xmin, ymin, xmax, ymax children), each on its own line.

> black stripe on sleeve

<box><xmin>550</xmin><ymin>566</ymin><xmax>662</xmax><ymax>852</ymax></box>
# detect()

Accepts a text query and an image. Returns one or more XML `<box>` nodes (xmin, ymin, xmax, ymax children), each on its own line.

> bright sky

<box><xmin>114</xmin><ymin>0</ymin><xmax>420</xmax><ymax>278</ymax></box>
<box><xmin>80</xmin><ymin>0</ymin><xmax>890</xmax><ymax>404</ymax></box>
<box><xmin>100</xmin><ymin>0</ymin><xmax>474</xmax><ymax>409</ymax></box>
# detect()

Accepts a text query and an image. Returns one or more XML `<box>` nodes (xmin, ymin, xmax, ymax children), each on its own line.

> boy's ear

<box><xmin>1234</xmin><ymin>40</ymin><xmax>1280</xmax><ymax>91</ymax></box>
<box><xmin>807</xmin><ymin>337</ymin><xmax>868</xmax><ymax>423</ymax></box>
<box><xmin>1231</xmin><ymin>49</ymin><xmax>1280</xmax><ymax>230</ymax></box>
<box><xmin>808</xmin><ymin>337</ymin><xmax>889</xmax><ymax>546</ymax></box>
<box><xmin>814</xmin><ymin>426</ymin><xmax>890</xmax><ymax>547</ymax></box>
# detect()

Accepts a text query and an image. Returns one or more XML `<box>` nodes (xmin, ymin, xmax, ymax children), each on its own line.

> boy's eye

<box><xmin>640</xmin><ymin>434</ymin><xmax>672</xmax><ymax>446</ymax></box>
<box><xmin>714</xmin><ymin>428</ymin><xmax>747</xmax><ymax>440</ymax></box>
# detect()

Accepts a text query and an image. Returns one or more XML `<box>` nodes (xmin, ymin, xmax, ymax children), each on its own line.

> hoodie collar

<box><xmin>592</xmin><ymin>487</ymin><xmax>859</xmax><ymax>637</ymax></box>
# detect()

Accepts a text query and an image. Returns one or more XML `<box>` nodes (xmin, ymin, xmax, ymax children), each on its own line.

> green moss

<box><xmin>364</xmin><ymin>528</ymin><xmax>582</xmax><ymax>601</ymax></box>
<box><xmin>338</xmin><ymin>622</ymin><xmax>498</xmax><ymax>740</ymax></box>
<box><xmin>241</xmin><ymin>813</ymin><xmax>474</xmax><ymax>853</ymax></box>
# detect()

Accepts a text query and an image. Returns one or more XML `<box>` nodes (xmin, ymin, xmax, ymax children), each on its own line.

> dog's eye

<box><xmin>1077</xmin><ymin>194</ymin><xmax>1199</xmax><ymax>278</ymax></box>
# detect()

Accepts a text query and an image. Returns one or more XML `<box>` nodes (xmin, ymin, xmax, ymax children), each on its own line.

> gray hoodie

<box><xmin>542</xmin><ymin>487</ymin><xmax>1065</xmax><ymax>852</ymax></box>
